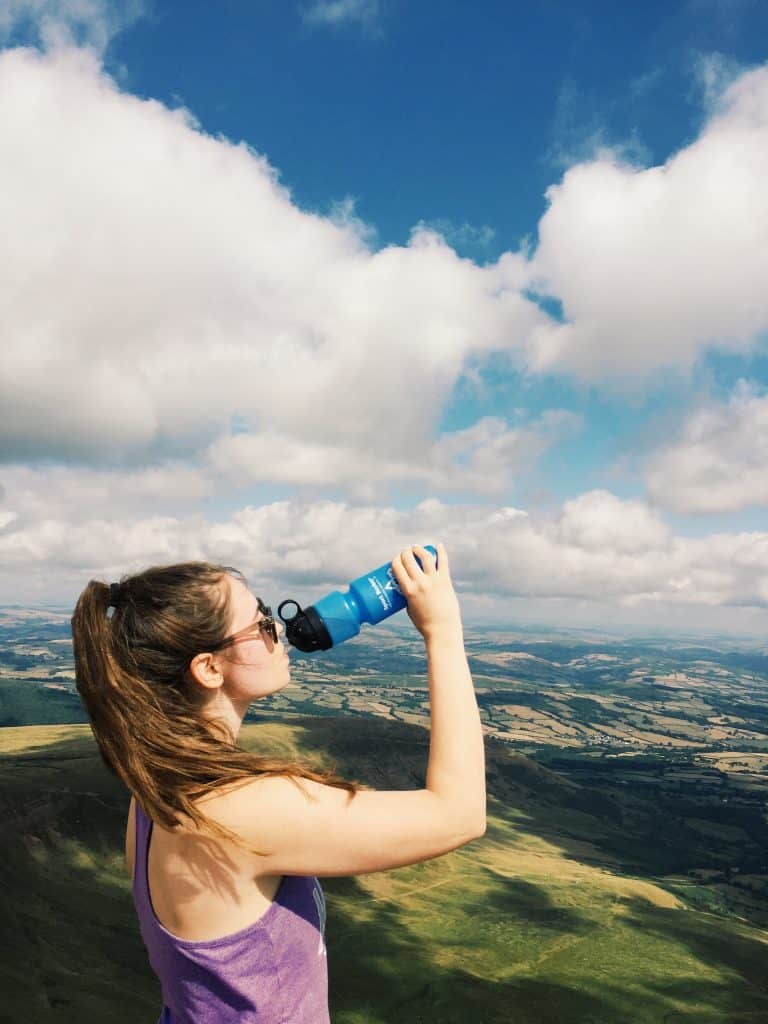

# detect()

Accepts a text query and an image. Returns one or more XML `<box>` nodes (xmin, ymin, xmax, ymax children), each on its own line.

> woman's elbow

<box><xmin>470</xmin><ymin>815</ymin><xmax>487</xmax><ymax>840</ymax></box>
<box><xmin>458</xmin><ymin>812</ymin><xmax>486</xmax><ymax>844</ymax></box>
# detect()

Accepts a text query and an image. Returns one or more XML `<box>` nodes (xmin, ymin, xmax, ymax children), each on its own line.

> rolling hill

<box><xmin>2</xmin><ymin>717</ymin><xmax>767</xmax><ymax>1023</ymax></box>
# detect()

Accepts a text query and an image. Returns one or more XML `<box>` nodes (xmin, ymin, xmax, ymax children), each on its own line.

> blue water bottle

<box><xmin>277</xmin><ymin>545</ymin><xmax>438</xmax><ymax>652</ymax></box>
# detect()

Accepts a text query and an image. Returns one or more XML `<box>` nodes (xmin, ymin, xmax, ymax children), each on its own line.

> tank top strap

<box><xmin>131</xmin><ymin>799</ymin><xmax>153</xmax><ymax>918</ymax></box>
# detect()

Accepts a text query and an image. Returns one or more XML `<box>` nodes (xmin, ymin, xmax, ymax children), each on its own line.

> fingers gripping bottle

<box><xmin>278</xmin><ymin>545</ymin><xmax>437</xmax><ymax>652</ymax></box>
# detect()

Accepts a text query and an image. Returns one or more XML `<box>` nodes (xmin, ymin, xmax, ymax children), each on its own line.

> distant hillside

<box><xmin>2</xmin><ymin>718</ymin><xmax>767</xmax><ymax>1023</ymax></box>
<box><xmin>0</xmin><ymin>677</ymin><xmax>86</xmax><ymax>728</ymax></box>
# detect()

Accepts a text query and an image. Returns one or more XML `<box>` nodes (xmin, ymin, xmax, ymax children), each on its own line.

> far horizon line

<box><xmin>2</xmin><ymin>603</ymin><xmax>765</xmax><ymax>646</ymax></box>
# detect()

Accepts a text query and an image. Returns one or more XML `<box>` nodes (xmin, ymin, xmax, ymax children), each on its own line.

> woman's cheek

<box><xmin>236</xmin><ymin>643</ymin><xmax>273</xmax><ymax>669</ymax></box>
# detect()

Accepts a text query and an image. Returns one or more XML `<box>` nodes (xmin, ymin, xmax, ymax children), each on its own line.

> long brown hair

<box><xmin>71</xmin><ymin>561</ymin><xmax>356</xmax><ymax>852</ymax></box>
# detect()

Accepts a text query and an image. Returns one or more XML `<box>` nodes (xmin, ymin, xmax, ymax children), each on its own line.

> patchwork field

<box><xmin>2</xmin><ymin>608</ymin><xmax>768</xmax><ymax>1020</ymax></box>
<box><xmin>2</xmin><ymin>720</ymin><xmax>768</xmax><ymax>1024</ymax></box>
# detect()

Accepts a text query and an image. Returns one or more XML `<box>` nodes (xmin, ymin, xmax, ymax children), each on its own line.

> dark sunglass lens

<box><xmin>256</xmin><ymin>600</ymin><xmax>277</xmax><ymax>643</ymax></box>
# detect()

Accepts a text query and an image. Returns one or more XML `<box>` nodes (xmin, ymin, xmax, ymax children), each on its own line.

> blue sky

<box><xmin>1</xmin><ymin>0</ymin><xmax>767</xmax><ymax>632</ymax></box>
<box><xmin>100</xmin><ymin>0</ymin><xmax>768</xmax><ymax>509</ymax></box>
<box><xmin>102</xmin><ymin>1</ymin><xmax>765</xmax><ymax>255</ymax></box>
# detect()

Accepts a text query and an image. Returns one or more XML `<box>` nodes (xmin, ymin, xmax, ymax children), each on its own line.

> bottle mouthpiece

<box><xmin>277</xmin><ymin>600</ymin><xmax>333</xmax><ymax>653</ymax></box>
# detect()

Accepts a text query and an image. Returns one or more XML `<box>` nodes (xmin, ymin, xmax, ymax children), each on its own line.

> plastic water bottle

<box><xmin>277</xmin><ymin>545</ymin><xmax>438</xmax><ymax>652</ymax></box>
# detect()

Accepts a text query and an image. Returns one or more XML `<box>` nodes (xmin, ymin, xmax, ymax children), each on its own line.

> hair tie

<box><xmin>108</xmin><ymin>582</ymin><xmax>122</xmax><ymax>608</ymax></box>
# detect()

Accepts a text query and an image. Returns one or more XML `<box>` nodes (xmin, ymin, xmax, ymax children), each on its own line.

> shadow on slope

<box><xmin>2</xmin><ymin>717</ymin><xmax>768</xmax><ymax>1023</ymax></box>
<box><xmin>324</xmin><ymin>873</ymin><xmax>608</xmax><ymax>1024</ymax></box>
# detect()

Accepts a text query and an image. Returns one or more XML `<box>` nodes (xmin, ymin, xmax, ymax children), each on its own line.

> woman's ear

<box><xmin>188</xmin><ymin>651</ymin><xmax>224</xmax><ymax>691</ymax></box>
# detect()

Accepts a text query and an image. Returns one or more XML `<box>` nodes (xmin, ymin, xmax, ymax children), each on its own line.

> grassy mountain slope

<box><xmin>1</xmin><ymin>719</ymin><xmax>767</xmax><ymax>1024</ymax></box>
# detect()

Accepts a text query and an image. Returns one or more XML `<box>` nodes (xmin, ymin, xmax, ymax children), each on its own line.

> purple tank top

<box><xmin>131</xmin><ymin>801</ymin><xmax>330</xmax><ymax>1024</ymax></box>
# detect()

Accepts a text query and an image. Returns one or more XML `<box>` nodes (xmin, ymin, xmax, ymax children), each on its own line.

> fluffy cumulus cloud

<box><xmin>555</xmin><ymin>490</ymin><xmax>671</xmax><ymax>553</ymax></box>
<box><xmin>646</xmin><ymin>382</ymin><xmax>768</xmax><ymax>513</ymax></box>
<box><xmin>0</xmin><ymin>463</ymin><xmax>214</xmax><ymax>525</ymax></box>
<box><xmin>12</xmin><ymin>44</ymin><xmax>768</xmax><ymax>481</ymax></box>
<box><xmin>4</xmin><ymin>42</ymin><xmax>768</xmax><ymax>480</ymax></box>
<box><xmin>528</xmin><ymin>64</ymin><xmax>768</xmax><ymax>379</ymax></box>
<box><xmin>0</xmin><ymin>45</ymin><xmax>543</xmax><ymax>473</ymax></box>
<box><xmin>3</xmin><ymin>487</ymin><xmax>768</xmax><ymax>624</ymax></box>
<box><xmin>206</xmin><ymin>411</ymin><xmax>582</xmax><ymax>500</ymax></box>
<box><xmin>2</xmin><ymin>28</ymin><xmax>768</xmax><ymax>626</ymax></box>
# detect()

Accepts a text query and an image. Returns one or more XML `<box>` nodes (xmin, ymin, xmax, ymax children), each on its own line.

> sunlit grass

<box><xmin>2</xmin><ymin>721</ymin><xmax>768</xmax><ymax>1024</ymax></box>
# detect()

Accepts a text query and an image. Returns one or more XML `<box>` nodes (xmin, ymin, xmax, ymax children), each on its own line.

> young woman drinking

<box><xmin>71</xmin><ymin>543</ymin><xmax>486</xmax><ymax>1023</ymax></box>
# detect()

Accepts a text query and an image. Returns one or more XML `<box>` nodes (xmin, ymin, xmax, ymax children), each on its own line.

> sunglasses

<box><xmin>215</xmin><ymin>598</ymin><xmax>278</xmax><ymax>649</ymax></box>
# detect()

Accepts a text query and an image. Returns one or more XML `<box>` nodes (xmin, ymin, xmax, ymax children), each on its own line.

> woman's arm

<box><xmin>223</xmin><ymin>543</ymin><xmax>486</xmax><ymax>877</ymax></box>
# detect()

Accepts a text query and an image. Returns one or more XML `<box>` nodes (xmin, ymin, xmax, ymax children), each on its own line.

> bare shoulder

<box><xmin>201</xmin><ymin>774</ymin><xmax>348</xmax><ymax>830</ymax></box>
<box><xmin>122</xmin><ymin>775</ymin><xmax>483</xmax><ymax>881</ymax></box>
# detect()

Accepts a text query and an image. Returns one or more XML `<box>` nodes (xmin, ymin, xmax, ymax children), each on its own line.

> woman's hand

<box><xmin>390</xmin><ymin>543</ymin><xmax>462</xmax><ymax>642</ymax></box>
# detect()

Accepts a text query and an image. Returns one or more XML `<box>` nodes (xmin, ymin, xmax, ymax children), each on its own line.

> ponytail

<box><xmin>71</xmin><ymin>563</ymin><xmax>356</xmax><ymax>854</ymax></box>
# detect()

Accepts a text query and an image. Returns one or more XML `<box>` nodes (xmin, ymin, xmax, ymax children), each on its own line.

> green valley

<box><xmin>1</xmin><ymin>607</ymin><xmax>768</xmax><ymax>1021</ymax></box>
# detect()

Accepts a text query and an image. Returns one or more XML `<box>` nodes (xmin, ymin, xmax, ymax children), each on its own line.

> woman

<box><xmin>71</xmin><ymin>543</ymin><xmax>486</xmax><ymax>1023</ymax></box>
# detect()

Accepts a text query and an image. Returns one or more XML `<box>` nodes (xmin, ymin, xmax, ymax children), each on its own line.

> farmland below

<box><xmin>1</xmin><ymin>606</ymin><xmax>767</xmax><ymax>1021</ymax></box>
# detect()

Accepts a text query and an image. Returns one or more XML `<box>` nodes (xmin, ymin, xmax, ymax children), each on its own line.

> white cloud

<box><xmin>0</xmin><ymin>414</ymin><xmax>579</xmax><ymax>561</ymax></box>
<box><xmin>646</xmin><ymin>382</ymin><xmax>768</xmax><ymax>512</ymax></box>
<box><xmin>206</xmin><ymin>411</ymin><xmax>581</xmax><ymax>500</ymax></box>
<box><xmin>0</xmin><ymin>463</ymin><xmax>214</xmax><ymax>525</ymax></box>
<box><xmin>1</xmin><ymin>38</ymin><xmax>767</xmax><ymax>628</ymax></box>
<box><xmin>0</xmin><ymin>0</ymin><xmax>143</xmax><ymax>53</ymax></box>
<box><xmin>556</xmin><ymin>490</ymin><xmax>671</xmax><ymax>553</ymax></box>
<box><xmin>4</xmin><ymin>43</ymin><xmax>768</xmax><ymax>490</ymax></box>
<box><xmin>301</xmin><ymin>0</ymin><xmax>380</xmax><ymax>30</ymax></box>
<box><xmin>0</xmin><ymin>47</ymin><xmax>544</xmax><ymax>471</ymax></box>
<box><xmin>529</xmin><ymin>63</ymin><xmax>768</xmax><ymax>379</ymax></box>
<box><xmin>3</xmin><ymin>489</ymin><xmax>768</xmax><ymax>626</ymax></box>
<box><xmin>327</xmin><ymin>196</ymin><xmax>378</xmax><ymax>247</ymax></box>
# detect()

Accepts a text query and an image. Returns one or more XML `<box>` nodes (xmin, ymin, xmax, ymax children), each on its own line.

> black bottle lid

<box><xmin>277</xmin><ymin>600</ymin><xmax>333</xmax><ymax>652</ymax></box>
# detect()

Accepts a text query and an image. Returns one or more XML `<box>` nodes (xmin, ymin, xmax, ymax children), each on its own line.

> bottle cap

<box><xmin>277</xmin><ymin>600</ymin><xmax>334</xmax><ymax>652</ymax></box>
